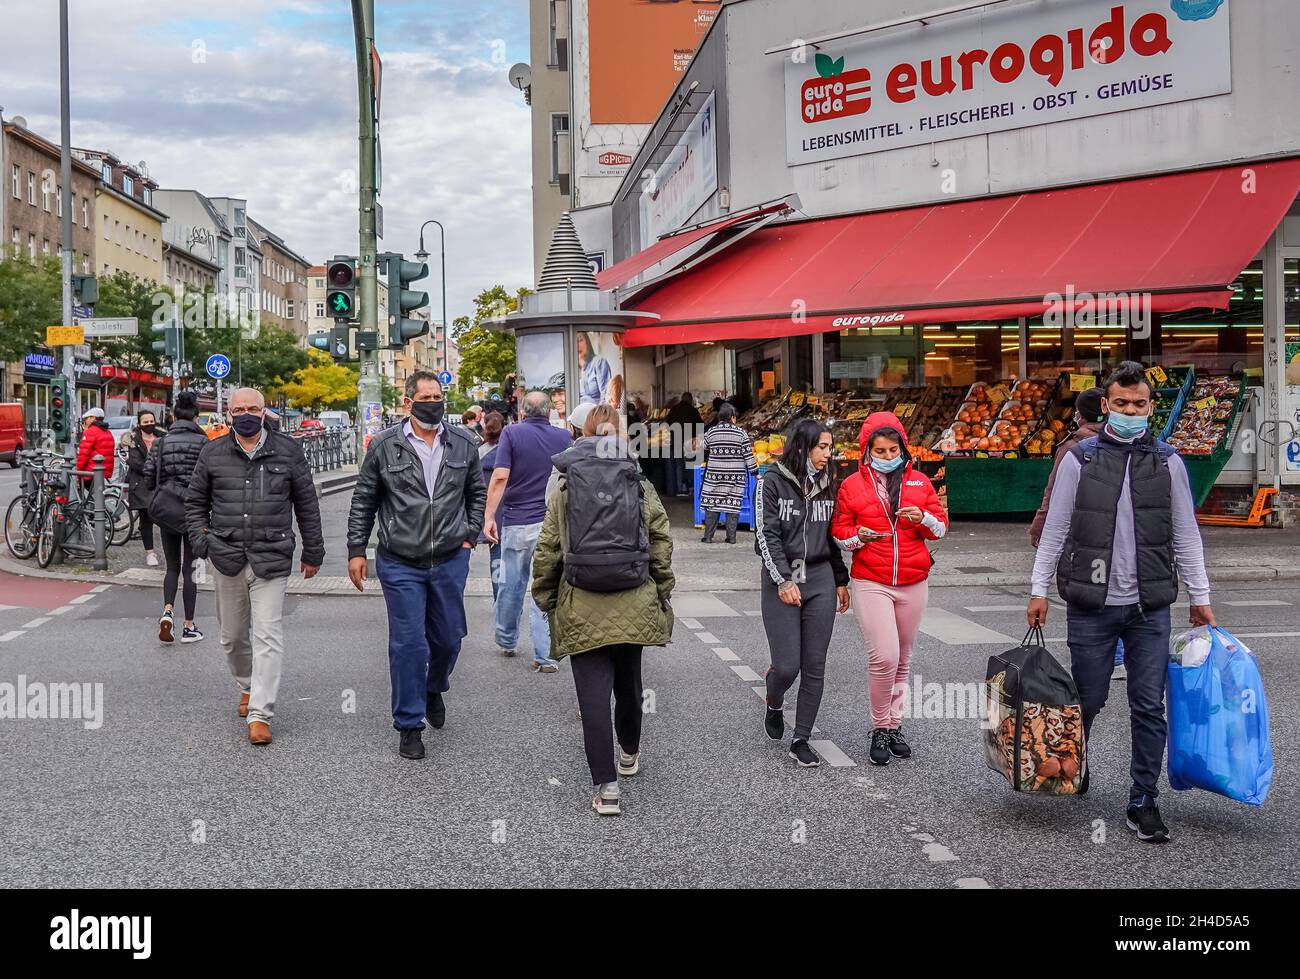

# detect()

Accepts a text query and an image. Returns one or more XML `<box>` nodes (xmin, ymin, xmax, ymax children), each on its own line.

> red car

<box><xmin>299</xmin><ymin>418</ymin><xmax>324</xmax><ymax>431</ymax></box>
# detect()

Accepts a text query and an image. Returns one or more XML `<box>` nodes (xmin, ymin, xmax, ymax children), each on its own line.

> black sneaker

<box><xmin>428</xmin><ymin>692</ymin><xmax>446</xmax><ymax>729</ymax></box>
<box><xmin>887</xmin><ymin>727</ymin><xmax>911</xmax><ymax>758</ymax></box>
<box><xmin>399</xmin><ymin>729</ymin><xmax>425</xmax><ymax>760</ymax></box>
<box><xmin>788</xmin><ymin>739</ymin><xmax>820</xmax><ymax>767</ymax></box>
<box><xmin>158</xmin><ymin>610</ymin><xmax>175</xmax><ymax>644</ymax></box>
<box><xmin>869</xmin><ymin>728</ymin><xmax>892</xmax><ymax>766</ymax></box>
<box><xmin>1125</xmin><ymin>795</ymin><xmax>1170</xmax><ymax>844</ymax></box>
<box><xmin>764</xmin><ymin>703</ymin><xmax>784</xmax><ymax>741</ymax></box>
<box><xmin>181</xmin><ymin>625</ymin><xmax>204</xmax><ymax>644</ymax></box>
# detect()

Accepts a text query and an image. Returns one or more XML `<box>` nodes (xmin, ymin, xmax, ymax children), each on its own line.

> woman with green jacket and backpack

<box><xmin>532</xmin><ymin>405</ymin><xmax>676</xmax><ymax>816</ymax></box>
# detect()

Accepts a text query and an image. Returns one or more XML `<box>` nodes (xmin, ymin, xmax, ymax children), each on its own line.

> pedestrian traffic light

<box><xmin>326</xmin><ymin>258</ymin><xmax>357</xmax><ymax>321</ymax></box>
<box><xmin>379</xmin><ymin>252</ymin><xmax>429</xmax><ymax>348</ymax></box>
<box><xmin>151</xmin><ymin>321</ymin><xmax>182</xmax><ymax>360</ymax></box>
<box><xmin>72</xmin><ymin>273</ymin><xmax>99</xmax><ymax>307</ymax></box>
<box><xmin>50</xmin><ymin>376</ymin><xmax>72</xmax><ymax>444</ymax></box>
<box><xmin>330</xmin><ymin>323</ymin><xmax>351</xmax><ymax>362</ymax></box>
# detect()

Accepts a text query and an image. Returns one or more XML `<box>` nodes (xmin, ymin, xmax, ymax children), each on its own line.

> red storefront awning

<box><xmin>623</xmin><ymin>159</ymin><xmax>1300</xmax><ymax>347</ymax></box>
<box><xmin>595</xmin><ymin>201</ymin><xmax>793</xmax><ymax>292</ymax></box>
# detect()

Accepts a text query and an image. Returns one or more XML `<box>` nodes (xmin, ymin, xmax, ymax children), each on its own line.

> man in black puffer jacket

<box><xmin>185</xmin><ymin>386</ymin><xmax>324</xmax><ymax>747</ymax></box>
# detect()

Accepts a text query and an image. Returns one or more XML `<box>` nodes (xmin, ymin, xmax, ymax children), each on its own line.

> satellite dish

<box><xmin>508</xmin><ymin>63</ymin><xmax>532</xmax><ymax>91</ymax></box>
<box><xmin>11</xmin><ymin>115</ymin><xmax>28</xmax><ymax>129</ymax></box>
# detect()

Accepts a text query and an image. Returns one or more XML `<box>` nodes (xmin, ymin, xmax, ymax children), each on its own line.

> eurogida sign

<box><xmin>784</xmin><ymin>0</ymin><xmax>1231</xmax><ymax>166</ymax></box>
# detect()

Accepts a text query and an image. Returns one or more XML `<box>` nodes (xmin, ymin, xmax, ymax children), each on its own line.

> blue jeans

<box><xmin>1066</xmin><ymin>603</ymin><xmax>1171</xmax><ymax>801</ymax></box>
<box><xmin>494</xmin><ymin>521</ymin><xmax>554</xmax><ymax>665</ymax></box>
<box><xmin>487</xmin><ymin>541</ymin><xmax>501</xmax><ymax>602</ymax></box>
<box><xmin>377</xmin><ymin>548</ymin><xmax>471</xmax><ymax>731</ymax></box>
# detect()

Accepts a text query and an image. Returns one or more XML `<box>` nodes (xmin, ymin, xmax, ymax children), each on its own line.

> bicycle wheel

<box><xmin>106</xmin><ymin>492</ymin><xmax>133</xmax><ymax>547</ymax></box>
<box><xmin>36</xmin><ymin>503</ymin><xmax>60</xmax><ymax>568</ymax></box>
<box><xmin>4</xmin><ymin>496</ymin><xmax>38</xmax><ymax>560</ymax></box>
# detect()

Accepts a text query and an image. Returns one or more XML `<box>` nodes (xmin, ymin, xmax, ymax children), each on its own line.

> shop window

<box><xmin>1161</xmin><ymin>260</ymin><xmax>1265</xmax><ymax>376</ymax></box>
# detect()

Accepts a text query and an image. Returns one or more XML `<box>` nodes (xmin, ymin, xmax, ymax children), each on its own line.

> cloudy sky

<box><xmin>0</xmin><ymin>0</ymin><xmax>533</xmax><ymax>327</ymax></box>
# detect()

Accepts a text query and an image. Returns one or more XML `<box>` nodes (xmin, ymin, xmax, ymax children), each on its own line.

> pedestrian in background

<box><xmin>532</xmin><ymin>408</ymin><xmax>675</xmax><ymax>815</ymax></box>
<box><xmin>1028</xmin><ymin>361</ymin><xmax>1214</xmax><ymax>843</ymax></box>
<box><xmin>756</xmin><ymin>419</ymin><xmax>851</xmax><ymax>768</ymax></box>
<box><xmin>348</xmin><ymin>371</ymin><xmax>485</xmax><ymax>760</ymax></box>
<box><xmin>699</xmin><ymin>402</ymin><xmax>757</xmax><ymax>544</ymax></box>
<box><xmin>462</xmin><ymin>405</ymin><xmax>485</xmax><ymax>444</ymax></box>
<box><xmin>185</xmin><ymin>386</ymin><xmax>324</xmax><ymax>746</ymax></box>
<box><xmin>832</xmin><ymin>412</ymin><xmax>947</xmax><ymax>767</ymax></box>
<box><xmin>76</xmin><ymin>407</ymin><xmax>115</xmax><ymax>491</ymax></box>
<box><xmin>479</xmin><ymin>410</ymin><xmax>505</xmax><ymax>600</ymax></box>
<box><xmin>484</xmin><ymin>390</ymin><xmax>572</xmax><ymax>671</ymax></box>
<box><xmin>144</xmin><ymin>391</ymin><xmax>208</xmax><ymax>645</ymax></box>
<box><xmin>664</xmin><ymin>391</ymin><xmax>702</xmax><ymax>497</ymax></box>
<box><xmin>125</xmin><ymin>409</ymin><xmax>161</xmax><ymax>568</ymax></box>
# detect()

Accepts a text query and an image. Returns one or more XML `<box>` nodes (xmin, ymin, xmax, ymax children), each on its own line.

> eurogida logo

<box><xmin>1170</xmin><ymin>0</ymin><xmax>1225</xmax><ymax>22</ymax></box>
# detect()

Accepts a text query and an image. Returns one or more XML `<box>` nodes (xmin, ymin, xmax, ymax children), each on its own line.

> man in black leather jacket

<box><xmin>185</xmin><ymin>386</ymin><xmax>324</xmax><ymax>747</ymax></box>
<box><xmin>347</xmin><ymin>371</ymin><xmax>486</xmax><ymax>760</ymax></box>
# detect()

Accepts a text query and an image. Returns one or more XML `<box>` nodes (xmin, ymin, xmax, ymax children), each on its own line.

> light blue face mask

<box><xmin>870</xmin><ymin>455</ymin><xmax>904</xmax><ymax>474</ymax></box>
<box><xmin>1107</xmin><ymin>412</ymin><xmax>1150</xmax><ymax>439</ymax></box>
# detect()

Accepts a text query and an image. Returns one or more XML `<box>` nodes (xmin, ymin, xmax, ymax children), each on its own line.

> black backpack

<box><xmin>562</xmin><ymin>454</ymin><xmax>650</xmax><ymax>593</ymax></box>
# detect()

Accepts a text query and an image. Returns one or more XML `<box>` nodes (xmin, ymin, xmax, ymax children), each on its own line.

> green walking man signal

<box><xmin>327</xmin><ymin>258</ymin><xmax>358</xmax><ymax>322</ymax></box>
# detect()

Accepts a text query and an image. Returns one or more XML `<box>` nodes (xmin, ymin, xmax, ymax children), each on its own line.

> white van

<box><xmin>316</xmin><ymin>411</ymin><xmax>351</xmax><ymax>430</ymax></box>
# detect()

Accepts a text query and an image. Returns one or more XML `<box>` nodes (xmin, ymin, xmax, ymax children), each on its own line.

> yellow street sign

<box><xmin>46</xmin><ymin>325</ymin><xmax>85</xmax><ymax>346</ymax></box>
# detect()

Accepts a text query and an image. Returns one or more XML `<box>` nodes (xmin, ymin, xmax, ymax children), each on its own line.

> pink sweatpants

<box><xmin>850</xmin><ymin>578</ymin><xmax>928</xmax><ymax>729</ymax></box>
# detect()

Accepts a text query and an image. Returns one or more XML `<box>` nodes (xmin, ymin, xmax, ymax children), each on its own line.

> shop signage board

<box><xmin>784</xmin><ymin>0</ymin><xmax>1232</xmax><ymax>167</ymax></box>
<box><xmin>829</xmin><ymin>358</ymin><xmax>881</xmax><ymax>379</ymax></box>
<box><xmin>639</xmin><ymin>92</ymin><xmax>718</xmax><ymax>247</ymax></box>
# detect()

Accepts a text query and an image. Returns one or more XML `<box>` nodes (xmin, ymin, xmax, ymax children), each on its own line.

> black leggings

<box><xmin>160</xmin><ymin>527</ymin><xmax>197</xmax><ymax>621</ymax></box>
<box><xmin>570</xmin><ymin>644</ymin><xmax>644</xmax><ymax>785</ymax></box>
<box><xmin>135</xmin><ymin>509</ymin><xmax>155</xmax><ymax>550</ymax></box>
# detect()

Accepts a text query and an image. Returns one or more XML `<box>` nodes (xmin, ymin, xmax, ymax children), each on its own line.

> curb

<box><xmin>314</xmin><ymin>470</ymin><xmax>357</xmax><ymax>499</ymax></box>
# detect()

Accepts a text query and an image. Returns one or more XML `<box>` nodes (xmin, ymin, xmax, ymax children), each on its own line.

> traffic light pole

<box><xmin>352</xmin><ymin>0</ymin><xmax>380</xmax><ymax>459</ymax></box>
<box><xmin>58</xmin><ymin>0</ymin><xmax>76</xmax><ymax>455</ymax></box>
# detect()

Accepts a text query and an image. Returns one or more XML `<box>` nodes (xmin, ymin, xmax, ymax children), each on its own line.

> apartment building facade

<box><xmin>73</xmin><ymin>148</ymin><xmax>166</xmax><ymax>283</ymax></box>
<box><xmin>1</xmin><ymin>118</ymin><xmax>96</xmax><ymax>272</ymax></box>
<box><xmin>249</xmin><ymin>218</ymin><xmax>310</xmax><ymax>340</ymax></box>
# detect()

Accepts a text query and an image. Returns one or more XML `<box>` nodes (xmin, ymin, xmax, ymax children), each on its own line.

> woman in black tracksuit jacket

<box><xmin>754</xmin><ymin>418</ymin><xmax>850</xmax><ymax>768</ymax></box>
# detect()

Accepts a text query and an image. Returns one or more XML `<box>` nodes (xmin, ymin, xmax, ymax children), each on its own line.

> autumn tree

<box><xmin>282</xmin><ymin>349</ymin><xmax>359</xmax><ymax>412</ymax></box>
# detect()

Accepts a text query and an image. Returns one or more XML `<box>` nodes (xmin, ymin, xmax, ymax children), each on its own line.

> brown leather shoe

<box><xmin>238</xmin><ymin>692</ymin><xmax>251</xmax><ymax>718</ymax></box>
<box><xmin>248</xmin><ymin>721</ymin><xmax>272</xmax><ymax>745</ymax></box>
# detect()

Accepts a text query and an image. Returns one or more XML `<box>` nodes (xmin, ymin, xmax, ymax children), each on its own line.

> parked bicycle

<box><xmin>4</xmin><ymin>449</ymin><xmax>133</xmax><ymax>563</ymax></box>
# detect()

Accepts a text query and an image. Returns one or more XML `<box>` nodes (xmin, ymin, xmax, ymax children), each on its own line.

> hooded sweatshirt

<box><xmin>831</xmin><ymin>411</ymin><xmax>948</xmax><ymax>586</ymax></box>
<box><xmin>754</xmin><ymin>458</ymin><xmax>849</xmax><ymax>588</ymax></box>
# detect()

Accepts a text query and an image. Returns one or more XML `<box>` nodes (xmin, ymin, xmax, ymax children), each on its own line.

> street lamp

<box><xmin>415</xmin><ymin>219</ymin><xmax>447</xmax><ymax>375</ymax></box>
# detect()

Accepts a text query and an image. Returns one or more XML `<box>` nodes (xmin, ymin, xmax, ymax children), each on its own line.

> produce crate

<box><xmin>693</xmin><ymin>465</ymin><xmax>759</xmax><ymax>529</ymax></box>
<box><xmin>1176</xmin><ymin>380</ymin><xmax>1249</xmax><ymax>506</ymax></box>
<box><xmin>1150</xmin><ymin>364</ymin><xmax>1194</xmax><ymax>441</ymax></box>
<box><xmin>944</xmin><ymin>457</ymin><xmax>1054</xmax><ymax>515</ymax></box>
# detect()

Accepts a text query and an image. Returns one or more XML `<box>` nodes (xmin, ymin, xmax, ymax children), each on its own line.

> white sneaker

<box><xmin>145</xmin><ymin>551</ymin><xmax>159</xmax><ymax>567</ymax></box>
<box><xmin>592</xmin><ymin>782</ymin><xmax>621</xmax><ymax>816</ymax></box>
<box><xmin>617</xmin><ymin>749</ymin><xmax>640</xmax><ymax>777</ymax></box>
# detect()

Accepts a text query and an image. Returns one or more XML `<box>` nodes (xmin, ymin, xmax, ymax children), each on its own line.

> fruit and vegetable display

<box><xmin>1167</xmin><ymin>375</ymin><xmax>1242</xmax><ymax>455</ymax></box>
<box><xmin>937</xmin><ymin>379</ymin><xmax>1061</xmax><ymax>454</ymax></box>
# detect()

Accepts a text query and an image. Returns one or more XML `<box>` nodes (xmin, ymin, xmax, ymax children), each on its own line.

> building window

<box><xmin>550</xmin><ymin>113</ymin><xmax>569</xmax><ymax>183</ymax></box>
<box><xmin>82</xmin><ymin>197</ymin><xmax>88</xmax><ymax>228</ymax></box>
<box><xmin>122</xmin><ymin>174</ymin><xmax>134</xmax><ymax>196</ymax></box>
<box><xmin>9</xmin><ymin>165</ymin><xmax>17</xmax><ymax>199</ymax></box>
<box><xmin>114</xmin><ymin>220</ymin><xmax>120</xmax><ymax>243</ymax></box>
<box><xmin>42</xmin><ymin>178</ymin><xmax>51</xmax><ymax>211</ymax></box>
<box><xmin>548</xmin><ymin>0</ymin><xmax>560</xmax><ymax>66</ymax></box>
<box><xmin>27</xmin><ymin>234</ymin><xmax>35</xmax><ymax>259</ymax></box>
<box><xmin>101</xmin><ymin>163</ymin><xmax>112</xmax><ymax>183</ymax></box>
<box><xmin>11</xmin><ymin>227</ymin><xmax>18</xmax><ymax>249</ymax></box>
<box><xmin>315</xmin><ymin>302</ymin><xmax>326</xmax><ymax>318</ymax></box>
<box><xmin>143</xmin><ymin>187</ymin><xmax>152</xmax><ymax>205</ymax></box>
<box><xmin>56</xmin><ymin>185</ymin><xmax>62</xmax><ymax>217</ymax></box>
<box><xmin>27</xmin><ymin>171</ymin><xmax>35</xmax><ymax>204</ymax></box>
<box><xmin>287</xmin><ymin>300</ymin><xmax>294</xmax><ymax>319</ymax></box>
<box><xmin>103</xmin><ymin>214</ymin><xmax>110</xmax><ymax>240</ymax></box>
<box><xmin>42</xmin><ymin>239</ymin><xmax>49</xmax><ymax>256</ymax></box>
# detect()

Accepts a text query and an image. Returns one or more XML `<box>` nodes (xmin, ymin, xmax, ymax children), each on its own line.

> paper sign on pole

<box><xmin>46</xmin><ymin>325</ymin><xmax>85</xmax><ymax>346</ymax></box>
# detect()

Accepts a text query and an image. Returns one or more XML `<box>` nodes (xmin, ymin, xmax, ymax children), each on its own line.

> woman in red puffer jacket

<box><xmin>831</xmin><ymin>411</ymin><xmax>947</xmax><ymax>766</ymax></box>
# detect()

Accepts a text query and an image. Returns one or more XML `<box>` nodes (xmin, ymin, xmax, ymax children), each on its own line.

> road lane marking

<box><xmin>743</xmin><ymin>609</ymin><xmax>762</xmax><ymax>617</ymax></box>
<box><xmin>1230</xmin><ymin>631</ymin><xmax>1300</xmax><ymax>638</ymax></box>
<box><xmin>20</xmin><ymin>617</ymin><xmax>51</xmax><ymax>629</ymax></box>
<box><xmin>90</xmin><ymin>584</ymin><xmax>111</xmax><ymax>593</ymax></box>
<box><xmin>0</xmin><ymin>631</ymin><xmax>26</xmax><ymax>642</ymax></box>
<box><xmin>68</xmin><ymin>594</ymin><xmax>95</xmax><ymax>605</ymax></box>
<box><xmin>923</xmin><ymin>843</ymin><xmax>959</xmax><ymax>862</ymax></box>
<box><xmin>678</xmin><ymin>617</ymin><xmax>702</xmax><ymax>630</ymax></box>
<box><xmin>955</xmin><ymin>878</ymin><xmax>992</xmax><ymax>888</ymax></box>
<box><xmin>0</xmin><ymin>605</ymin><xmax>18</xmax><ymax>612</ymax></box>
<box><xmin>808</xmin><ymin>740</ymin><xmax>856</xmax><ymax>768</ymax></box>
<box><xmin>670</xmin><ymin>594</ymin><xmax>739</xmax><ymax>618</ymax></box>
<box><xmin>713</xmin><ymin>647</ymin><xmax>740</xmax><ymax>661</ymax></box>
<box><xmin>920</xmin><ymin>608</ymin><xmax>1017</xmax><ymax>646</ymax></box>
<box><xmin>47</xmin><ymin>606</ymin><xmax>75</xmax><ymax>615</ymax></box>
<box><xmin>730</xmin><ymin>664</ymin><xmax>761</xmax><ymax>682</ymax></box>
<box><xmin>695</xmin><ymin>631</ymin><xmax>719</xmax><ymax>644</ymax></box>
<box><xmin>1225</xmin><ymin>600</ymin><xmax>1291</xmax><ymax>607</ymax></box>
<box><xmin>964</xmin><ymin>605</ymin><xmax>1030</xmax><ymax>613</ymax></box>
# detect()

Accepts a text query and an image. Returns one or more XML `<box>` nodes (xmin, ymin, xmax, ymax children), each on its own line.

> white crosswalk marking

<box><xmin>90</xmin><ymin>584</ymin><xmax>111</xmax><ymax>593</ymax></box>
<box><xmin>678</xmin><ymin>618</ymin><xmax>702</xmax><ymax>631</ymax></box>
<box><xmin>47</xmin><ymin>606</ymin><xmax>75</xmax><ymax>615</ymax></box>
<box><xmin>730</xmin><ymin>664</ymin><xmax>761</xmax><ymax>682</ymax></box>
<box><xmin>670</xmin><ymin>594</ymin><xmax>739</xmax><ymax>618</ymax></box>
<box><xmin>0</xmin><ymin>605</ymin><xmax>17</xmax><ymax>612</ymax></box>
<box><xmin>920</xmin><ymin>607</ymin><xmax>1017</xmax><ymax>646</ymax></box>
<box><xmin>20</xmin><ymin>617</ymin><xmax>51</xmax><ymax>630</ymax></box>
<box><xmin>808</xmin><ymin>740</ymin><xmax>856</xmax><ymax>768</ymax></box>
<box><xmin>0</xmin><ymin>631</ymin><xmax>26</xmax><ymax>642</ymax></box>
<box><xmin>68</xmin><ymin>594</ymin><xmax>95</xmax><ymax>605</ymax></box>
<box><xmin>694</xmin><ymin>632</ymin><xmax>719</xmax><ymax>644</ymax></box>
<box><xmin>713</xmin><ymin>647</ymin><xmax>740</xmax><ymax>661</ymax></box>
<box><xmin>1225</xmin><ymin>600</ymin><xmax>1291</xmax><ymax>607</ymax></box>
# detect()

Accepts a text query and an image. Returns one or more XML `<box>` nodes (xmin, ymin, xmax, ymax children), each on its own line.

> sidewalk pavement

<box><xmin>5</xmin><ymin>485</ymin><xmax>1297</xmax><ymax>597</ymax></box>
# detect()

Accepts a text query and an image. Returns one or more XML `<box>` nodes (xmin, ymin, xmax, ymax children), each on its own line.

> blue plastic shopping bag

<box><xmin>1167</xmin><ymin>626</ymin><xmax>1272</xmax><ymax>806</ymax></box>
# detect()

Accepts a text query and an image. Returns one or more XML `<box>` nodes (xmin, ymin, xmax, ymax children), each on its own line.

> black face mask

<box><xmin>409</xmin><ymin>400</ymin><xmax>445</xmax><ymax>428</ymax></box>
<box><xmin>140</xmin><ymin>424</ymin><xmax>158</xmax><ymax>435</ymax></box>
<box><xmin>232</xmin><ymin>413</ymin><xmax>265</xmax><ymax>437</ymax></box>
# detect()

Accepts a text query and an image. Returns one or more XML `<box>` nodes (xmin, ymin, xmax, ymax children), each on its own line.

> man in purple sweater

<box><xmin>484</xmin><ymin>390</ymin><xmax>572</xmax><ymax>671</ymax></box>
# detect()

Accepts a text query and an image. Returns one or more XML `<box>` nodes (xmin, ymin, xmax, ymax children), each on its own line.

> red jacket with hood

<box><xmin>76</xmin><ymin>419</ymin><xmax>116</xmax><ymax>481</ymax></box>
<box><xmin>831</xmin><ymin>411</ymin><xmax>947</xmax><ymax>587</ymax></box>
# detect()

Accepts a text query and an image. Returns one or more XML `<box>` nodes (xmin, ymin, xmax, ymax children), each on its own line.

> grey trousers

<box><xmin>212</xmin><ymin>563</ymin><xmax>287</xmax><ymax>725</ymax></box>
<box><xmin>762</xmin><ymin>560</ymin><xmax>837</xmax><ymax>741</ymax></box>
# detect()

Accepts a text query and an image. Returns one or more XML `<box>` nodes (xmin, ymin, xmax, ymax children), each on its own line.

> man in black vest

<box><xmin>1027</xmin><ymin>361</ymin><xmax>1214</xmax><ymax>844</ymax></box>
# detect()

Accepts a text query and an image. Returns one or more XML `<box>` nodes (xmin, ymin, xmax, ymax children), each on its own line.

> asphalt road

<box><xmin>0</xmin><ymin>562</ymin><xmax>1293</xmax><ymax>888</ymax></box>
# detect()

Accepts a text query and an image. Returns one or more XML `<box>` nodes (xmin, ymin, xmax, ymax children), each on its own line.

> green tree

<box><xmin>89</xmin><ymin>271</ymin><xmax>169</xmax><ymax>413</ymax></box>
<box><xmin>379</xmin><ymin>374</ymin><xmax>401</xmax><ymax>411</ymax></box>
<box><xmin>0</xmin><ymin>251</ymin><xmax>61</xmax><ymax>363</ymax></box>
<box><xmin>453</xmin><ymin>284</ymin><xmax>529</xmax><ymax>390</ymax></box>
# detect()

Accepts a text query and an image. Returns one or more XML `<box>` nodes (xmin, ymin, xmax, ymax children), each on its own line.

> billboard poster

<box><xmin>589</xmin><ymin>0</ymin><xmax>721</xmax><ymax>125</ymax></box>
<box><xmin>576</xmin><ymin>331</ymin><xmax>626</xmax><ymax>409</ymax></box>
<box><xmin>784</xmin><ymin>0</ymin><xmax>1232</xmax><ymax>166</ymax></box>
<box><xmin>639</xmin><ymin>91</ymin><xmax>718</xmax><ymax>246</ymax></box>
<box><xmin>517</xmin><ymin>332</ymin><xmax>568</xmax><ymax>426</ymax></box>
